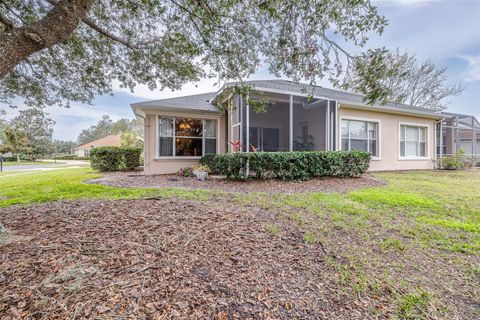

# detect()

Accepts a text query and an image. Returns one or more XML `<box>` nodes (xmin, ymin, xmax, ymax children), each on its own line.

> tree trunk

<box><xmin>0</xmin><ymin>0</ymin><xmax>93</xmax><ymax>79</ymax></box>
<box><xmin>16</xmin><ymin>154</ymin><xmax>20</xmax><ymax>164</ymax></box>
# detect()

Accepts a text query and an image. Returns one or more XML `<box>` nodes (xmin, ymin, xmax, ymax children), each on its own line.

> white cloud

<box><xmin>459</xmin><ymin>55</ymin><xmax>480</xmax><ymax>82</ymax></box>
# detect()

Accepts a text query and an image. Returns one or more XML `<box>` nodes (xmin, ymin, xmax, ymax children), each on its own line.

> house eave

<box><xmin>131</xmin><ymin>104</ymin><xmax>222</xmax><ymax>117</ymax></box>
<box><xmin>338</xmin><ymin>101</ymin><xmax>443</xmax><ymax>120</ymax></box>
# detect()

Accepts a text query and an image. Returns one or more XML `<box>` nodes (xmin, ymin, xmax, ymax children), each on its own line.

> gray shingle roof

<box><xmin>131</xmin><ymin>79</ymin><xmax>442</xmax><ymax>118</ymax></box>
<box><xmin>131</xmin><ymin>92</ymin><xmax>218</xmax><ymax>113</ymax></box>
<box><xmin>224</xmin><ymin>80</ymin><xmax>441</xmax><ymax>117</ymax></box>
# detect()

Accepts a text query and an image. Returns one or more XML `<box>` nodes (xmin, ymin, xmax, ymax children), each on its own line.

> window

<box><xmin>400</xmin><ymin>124</ymin><xmax>427</xmax><ymax>158</ymax></box>
<box><xmin>158</xmin><ymin>116</ymin><xmax>217</xmax><ymax>157</ymax></box>
<box><xmin>341</xmin><ymin>119</ymin><xmax>378</xmax><ymax>157</ymax></box>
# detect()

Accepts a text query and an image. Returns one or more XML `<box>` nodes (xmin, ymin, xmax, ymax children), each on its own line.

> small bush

<box><xmin>439</xmin><ymin>149</ymin><xmax>465</xmax><ymax>170</ymax></box>
<box><xmin>193</xmin><ymin>164</ymin><xmax>210</xmax><ymax>173</ymax></box>
<box><xmin>200</xmin><ymin>150</ymin><xmax>370</xmax><ymax>181</ymax></box>
<box><xmin>122</xmin><ymin>147</ymin><xmax>142</xmax><ymax>170</ymax></box>
<box><xmin>177</xmin><ymin>167</ymin><xmax>194</xmax><ymax>177</ymax></box>
<box><xmin>90</xmin><ymin>146</ymin><xmax>142</xmax><ymax>171</ymax></box>
<box><xmin>199</xmin><ymin>154</ymin><xmax>216</xmax><ymax>173</ymax></box>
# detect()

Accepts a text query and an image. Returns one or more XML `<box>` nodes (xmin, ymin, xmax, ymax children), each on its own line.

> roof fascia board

<box><xmin>132</xmin><ymin>105</ymin><xmax>222</xmax><ymax>115</ymax></box>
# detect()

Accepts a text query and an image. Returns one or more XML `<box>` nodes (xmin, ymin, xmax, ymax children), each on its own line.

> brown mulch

<box><xmin>87</xmin><ymin>172</ymin><xmax>386</xmax><ymax>194</ymax></box>
<box><xmin>0</xmin><ymin>199</ymin><xmax>388</xmax><ymax>319</ymax></box>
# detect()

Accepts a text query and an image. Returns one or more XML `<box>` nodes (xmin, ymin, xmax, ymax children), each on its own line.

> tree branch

<box><xmin>0</xmin><ymin>0</ymin><xmax>94</xmax><ymax>79</ymax></box>
<box><xmin>82</xmin><ymin>17</ymin><xmax>137</xmax><ymax>50</ymax></box>
<box><xmin>0</xmin><ymin>11</ymin><xmax>14</xmax><ymax>29</ymax></box>
<box><xmin>46</xmin><ymin>0</ymin><xmax>137</xmax><ymax>50</ymax></box>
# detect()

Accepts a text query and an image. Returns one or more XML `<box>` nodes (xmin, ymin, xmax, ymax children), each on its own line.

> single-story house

<box><xmin>131</xmin><ymin>80</ymin><xmax>479</xmax><ymax>175</ymax></box>
<box><xmin>72</xmin><ymin>134</ymin><xmax>122</xmax><ymax>157</ymax></box>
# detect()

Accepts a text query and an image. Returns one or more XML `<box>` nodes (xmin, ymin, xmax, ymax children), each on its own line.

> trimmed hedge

<box><xmin>0</xmin><ymin>156</ymin><xmax>18</xmax><ymax>162</ymax></box>
<box><xmin>90</xmin><ymin>146</ymin><xmax>142</xmax><ymax>172</ymax></box>
<box><xmin>55</xmin><ymin>155</ymin><xmax>77</xmax><ymax>160</ymax></box>
<box><xmin>199</xmin><ymin>154</ymin><xmax>217</xmax><ymax>174</ymax></box>
<box><xmin>200</xmin><ymin>151</ymin><xmax>371</xmax><ymax>181</ymax></box>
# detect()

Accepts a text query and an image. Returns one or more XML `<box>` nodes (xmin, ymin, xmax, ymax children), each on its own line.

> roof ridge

<box><xmin>245</xmin><ymin>79</ymin><xmax>437</xmax><ymax>112</ymax></box>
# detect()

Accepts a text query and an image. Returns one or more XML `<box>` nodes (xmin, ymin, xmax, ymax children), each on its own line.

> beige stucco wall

<box><xmin>143</xmin><ymin>111</ymin><xmax>226</xmax><ymax>175</ymax></box>
<box><xmin>338</xmin><ymin>106</ymin><xmax>438</xmax><ymax>171</ymax></box>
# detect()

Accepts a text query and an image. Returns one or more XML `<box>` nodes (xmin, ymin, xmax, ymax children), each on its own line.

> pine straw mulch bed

<box><xmin>87</xmin><ymin>172</ymin><xmax>386</xmax><ymax>194</ymax></box>
<box><xmin>0</xmin><ymin>198</ymin><xmax>389</xmax><ymax>320</ymax></box>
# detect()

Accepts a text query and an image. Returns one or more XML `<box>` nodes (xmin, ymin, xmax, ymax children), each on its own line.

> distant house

<box><xmin>72</xmin><ymin>134</ymin><xmax>121</xmax><ymax>157</ymax></box>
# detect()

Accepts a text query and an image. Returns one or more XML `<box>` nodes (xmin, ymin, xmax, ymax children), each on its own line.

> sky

<box><xmin>4</xmin><ymin>0</ymin><xmax>480</xmax><ymax>140</ymax></box>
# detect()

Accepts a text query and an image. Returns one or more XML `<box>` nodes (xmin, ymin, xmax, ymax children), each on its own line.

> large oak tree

<box><xmin>0</xmin><ymin>0</ymin><xmax>387</xmax><ymax>109</ymax></box>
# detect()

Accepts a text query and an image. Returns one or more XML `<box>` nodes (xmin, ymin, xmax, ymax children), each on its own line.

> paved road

<box><xmin>0</xmin><ymin>160</ymin><xmax>90</xmax><ymax>172</ymax></box>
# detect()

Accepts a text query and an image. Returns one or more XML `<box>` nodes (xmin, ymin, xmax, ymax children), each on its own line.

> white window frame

<box><xmin>339</xmin><ymin>116</ymin><xmax>381</xmax><ymax>160</ymax></box>
<box><xmin>398</xmin><ymin>122</ymin><xmax>429</xmax><ymax>160</ymax></box>
<box><xmin>156</xmin><ymin>114</ymin><xmax>220</xmax><ymax>159</ymax></box>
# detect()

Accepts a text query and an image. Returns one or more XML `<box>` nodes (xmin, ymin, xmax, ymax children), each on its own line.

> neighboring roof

<box><xmin>131</xmin><ymin>92</ymin><xmax>218</xmax><ymax>114</ymax></box>
<box><xmin>73</xmin><ymin>134</ymin><xmax>122</xmax><ymax>150</ymax></box>
<box><xmin>222</xmin><ymin>79</ymin><xmax>442</xmax><ymax>118</ymax></box>
<box><xmin>130</xmin><ymin>79</ymin><xmax>442</xmax><ymax>119</ymax></box>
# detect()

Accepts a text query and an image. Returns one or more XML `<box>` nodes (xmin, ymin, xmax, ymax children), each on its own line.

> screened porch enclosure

<box><xmin>229</xmin><ymin>91</ymin><xmax>336</xmax><ymax>153</ymax></box>
<box><xmin>437</xmin><ymin>113</ymin><xmax>480</xmax><ymax>166</ymax></box>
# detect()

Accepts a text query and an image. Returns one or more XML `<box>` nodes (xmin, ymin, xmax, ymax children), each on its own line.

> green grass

<box><xmin>0</xmin><ymin>167</ymin><xmax>217</xmax><ymax>207</ymax></box>
<box><xmin>0</xmin><ymin>160</ymin><xmax>64</xmax><ymax>166</ymax></box>
<box><xmin>396</xmin><ymin>290</ymin><xmax>431</xmax><ymax>320</ymax></box>
<box><xmin>0</xmin><ymin>171</ymin><xmax>22</xmax><ymax>176</ymax></box>
<box><xmin>379</xmin><ymin>237</ymin><xmax>407</xmax><ymax>252</ymax></box>
<box><xmin>264</xmin><ymin>223</ymin><xmax>280</xmax><ymax>235</ymax></box>
<box><xmin>237</xmin><ymin>170</ymin><xmax>480</xmax><ymax>255</ymax></box>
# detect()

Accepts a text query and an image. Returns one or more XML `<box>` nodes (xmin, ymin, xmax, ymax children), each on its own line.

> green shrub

<box><xmin>122</xmin><ymin>147</ymin><xmax>142</xmax><ymax>170</ymax></box>
<box><xmin>200</xmin><ymin>150</ymin><xmax>370</xmax><ymax>181</ymax></box>
<box><xmin>439</xmin><ymin>149</ymin><xmax>465</xmax><ymax>170</ymax></box>
<box><xmin>55</xmin><ymin>155</ymin><xmax>77</xmax><ymax>160</ymax></box>
<box><xmin>0</xmin><ymin>156</ymin><xmax>17</xmax><ymax>162</ymax></box>
<box><xmin>90</xmin><ymin>146</ymin><xmax>142</xmax><ymax>171</ymax></box>
<box><xmin>177</xmin><ymin>167</ymin><xmax>194</xmax><ymax>177</ymax></box>
<box><xmin>199</xmin><ymin>154</ymin><xmax>216</xmax><ymax>173</ymax></box>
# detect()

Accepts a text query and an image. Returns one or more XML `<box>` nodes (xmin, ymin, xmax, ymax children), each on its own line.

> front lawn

<box><xmin>0</xmin><ymin>160</ymin><xmax>64</xmax><ymax>166</ymax></box>
<box><xmin>0</xmin><ymin>168</ymin><xmax>216</xmax><ymax>207</ymax></box>
<box><xmin>0</xmin><ymin>168</ymin><xmax>478</xmax><ymax>319</ymax></box>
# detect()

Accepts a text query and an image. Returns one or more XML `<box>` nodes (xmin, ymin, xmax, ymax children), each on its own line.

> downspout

<box><xmin>225</xmin><ymin>106</ymin><xmax>229</xmax><ymax>154</ymax></box>
<box><xmin>334</xmin><ymin>101</ymin><xmax>339</xmax><ymax>151</ymax></box>
<box><xmin>134</xmin><ymin>109</ymin><xmax>147</xmax><ymax>175</ymax></box>
<box><xmin>289</xmin><ymin>95</ymin><xmax>293</xmax><ymax>151</ymax></box>
<box><xmin>326</xmin><ymin>100</ymin><xmax>330</xmax><ymax>151</ymax></box>
<box><xmin>435</xmin><ymin>117</ymin><xmax>445</xmax><ymax>169</ymax></box>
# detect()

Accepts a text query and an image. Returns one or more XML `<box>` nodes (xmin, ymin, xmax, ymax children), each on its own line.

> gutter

<box><xmin>435</xmin><ymin>117</ymin><xmax>446</xmax><ymax>169</ymax></box>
